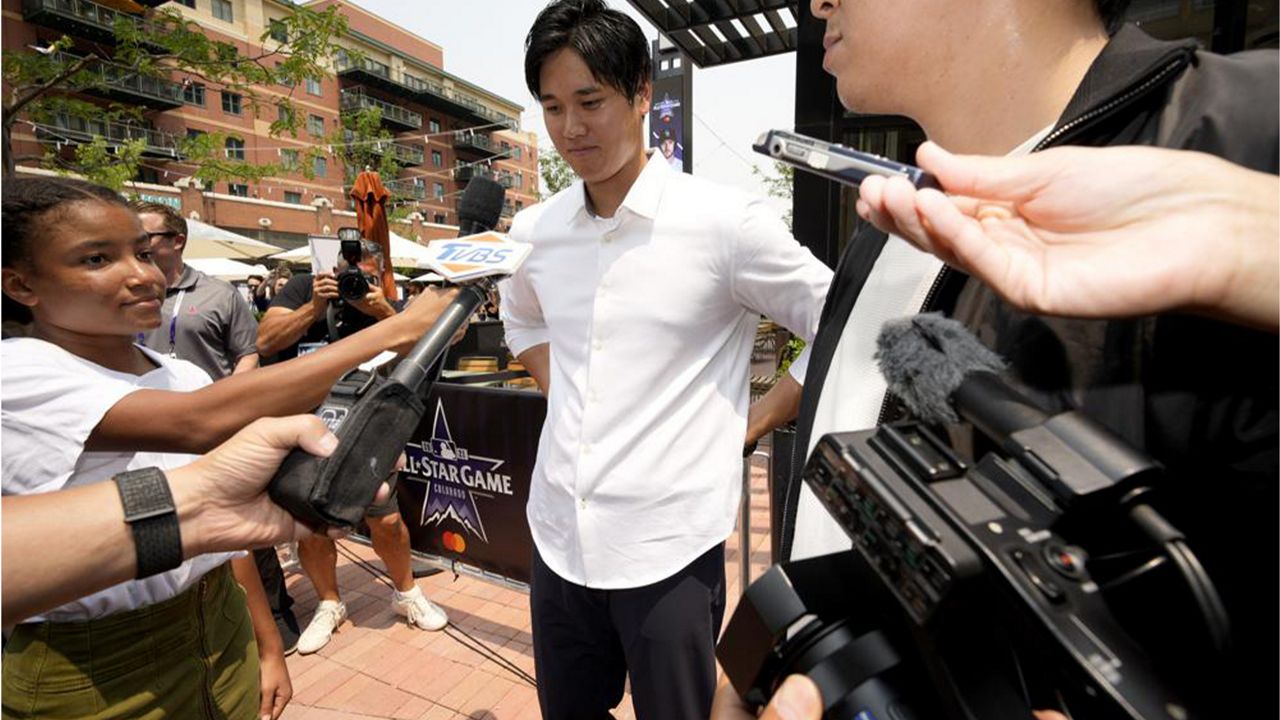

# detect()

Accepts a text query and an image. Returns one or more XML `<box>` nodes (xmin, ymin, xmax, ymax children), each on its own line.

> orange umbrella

<box><xmin>350</xmin><ymin>169</ymin><xmax>398</xmax><ymax>301</ymax></box>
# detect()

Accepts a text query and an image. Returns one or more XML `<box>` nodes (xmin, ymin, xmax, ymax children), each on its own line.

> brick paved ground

<box><xmin>280</xmin><ymin>455</ymin><xmax>773</xmax><ymax>720</ymax></box>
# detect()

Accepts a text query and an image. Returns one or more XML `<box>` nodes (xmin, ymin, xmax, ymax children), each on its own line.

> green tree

<box><xmin>752</xmin><ymin>159</ymin><xmax>794</xmax><ymax>230</ymax></box>
<box><xmin>2</xmin><ymin>4</ymin><xmax>351</xmax><ymax>189</ymax></box>
<box><xmin>538</xmin><ymin>148</ymin><xmax>576</xmax><ymax>198</ymax></box>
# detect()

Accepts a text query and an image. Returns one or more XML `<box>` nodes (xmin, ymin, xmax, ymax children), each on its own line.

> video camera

<box><xmin>718</xmin><ymin>314</ymin><xmax>1228</xmax><ymax>720</ymax></box>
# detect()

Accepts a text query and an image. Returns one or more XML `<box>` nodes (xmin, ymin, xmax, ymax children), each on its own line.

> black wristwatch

<box><xmin>113</xmin><ymin>467</ymin><xmax>184</xmax><ymax>579</ymax></box>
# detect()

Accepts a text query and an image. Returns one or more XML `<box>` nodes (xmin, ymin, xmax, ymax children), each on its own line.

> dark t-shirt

<box><xmin>263</xmin><ymin>273</ymin><xmax>382</xmax><ymax>364</ymax></box>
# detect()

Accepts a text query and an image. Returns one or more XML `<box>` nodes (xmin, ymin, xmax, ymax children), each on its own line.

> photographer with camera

<box><xmin>255</xmin><ymin>238</ymin><xmax>449</xmax><ymax>655</ymax></box>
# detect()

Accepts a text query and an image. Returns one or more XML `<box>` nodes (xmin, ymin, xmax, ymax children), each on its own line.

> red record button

<box><xmin>1043</xmin><ymin>542</ymin><xmax>1086</xmax><ymax>580</ymax></box>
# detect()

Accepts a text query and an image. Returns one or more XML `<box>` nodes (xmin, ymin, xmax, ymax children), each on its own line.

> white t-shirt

<box><xmin>790</xmin><ymin>126</ymin><xmax>1054</xmax><ymax>561</ymax></box>
<box><xmin>1</xmin><ymin>337</ymin><xmax>239</xmax><ymax>622</ymax></box>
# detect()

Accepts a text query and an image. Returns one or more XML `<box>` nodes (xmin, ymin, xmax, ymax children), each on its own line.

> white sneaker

<box><xmin>391</xmin><ymin>585</ymin><xmax>448</xmax><ymax>631</ymax></box>
<box><xmin>296</xmin><ymin>600</ymin><xmax>347</xmax><ymax>655</ymax></box>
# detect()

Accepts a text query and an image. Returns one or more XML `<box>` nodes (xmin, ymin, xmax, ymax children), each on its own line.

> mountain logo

<box><xmin>401</xmin><ymin>399</ymin><xmax>515</xmax><ymax>544</ymax></box>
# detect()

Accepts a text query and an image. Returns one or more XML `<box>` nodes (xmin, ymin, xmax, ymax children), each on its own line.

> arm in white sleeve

<box><xmin>730</xmin><ymin>199</ymin><xmax>833</xmax><ymax>345</ymax></box>
<box><xmin>497</xmin><ymin>218</ymin><xmax>549</xmax><ymax>357</ymax></box>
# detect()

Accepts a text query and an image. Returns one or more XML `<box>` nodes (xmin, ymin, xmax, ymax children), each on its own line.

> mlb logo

<box><xmin>419</xmin><ymin>231</ymin><xmax>531</xmax><ymax>282</ymax></box>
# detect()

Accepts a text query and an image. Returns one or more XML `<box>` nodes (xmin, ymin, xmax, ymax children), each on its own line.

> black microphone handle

<box><xmin>391</xmin><ymin>284</ymin><xmax>488</xmax><ymax>392</ymax></box>
<box><xmin>950</xmin><ymin>371</ymin><xmax>1049</xmax><ymax>453</ymax></box>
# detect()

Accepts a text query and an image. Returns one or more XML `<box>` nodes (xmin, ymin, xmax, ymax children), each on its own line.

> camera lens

<box><xmin>337</xmin><ymin>270</ymin><xmax>369</xmax><ymax>302</ymax></box>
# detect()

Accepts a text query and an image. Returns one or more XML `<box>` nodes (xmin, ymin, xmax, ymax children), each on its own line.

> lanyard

<box><xmin>137</xmin><ymin>290</ymin><xmax>185</xmax><ymax>355</ymax></box>
<box><xmin>166</xmin><ymin>290</ymin><xmax>186</xmax><ymax>357</ymax></box>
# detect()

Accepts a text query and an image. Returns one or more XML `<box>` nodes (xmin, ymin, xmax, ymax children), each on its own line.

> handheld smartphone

<box><xmin>753</xmin><ymin>129</ymin><xmax>941</xmax><ymax>190</ymax></box>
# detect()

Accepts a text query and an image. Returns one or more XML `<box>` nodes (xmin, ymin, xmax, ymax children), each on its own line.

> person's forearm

<box><xmin>518</xmin><ymin>343</ymin><xmax>551</xmax><ymax>394</ymax></box>
<box><xmin>231</xmin><ymin>555</ymin><xmax>284</xmax><ymax>655</ymax></box>
<box><xmin>257</xmin><ymin>305</ymin><xmax>322</xmax><ymax>357</ymax></box>
<box><xmin>1210</xmin><ymin>170</ymin><xmax>1279</xmax><ymax>331</ymax></box>
<box><xmin>233</xmin><ymin>353</ymin><xmax>259</xmax><ymax>375</ymax></box>
<box><xmin>2</xmin><ymin>483</ymin><xmax>139</xmax><ymax>624</ymax></box>
<box><xmin>92</xmin><ymin>316</ymin><xmax>417</xmax><ymax>454</ymax></box>
<box><xmin>745</xmin><ymin>373</ymin><xmax>803</xmax><ymax>448</ymax></box>
<box><xmin>2</xmin><ymin>464</ymin><xmax>233</xmax><ymax>625</ymax></box>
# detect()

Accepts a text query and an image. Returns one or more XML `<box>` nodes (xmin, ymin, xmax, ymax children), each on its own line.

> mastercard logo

<box><xmin>441</xmin><ymin>531</ymin><xmax>467</xmax><ymax>553</ymax></box>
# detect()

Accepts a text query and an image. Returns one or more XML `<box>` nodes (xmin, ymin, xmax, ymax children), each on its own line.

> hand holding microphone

<box><xmin>267</xmin><ymin>178</ymin><xmax>522</xmax><ymax>531</ymax></box>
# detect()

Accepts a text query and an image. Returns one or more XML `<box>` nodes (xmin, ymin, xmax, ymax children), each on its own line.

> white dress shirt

<box><xmin>501</xmin><ymin>151</ymin><xmax>832</xmax><ymax>588</ymax></box>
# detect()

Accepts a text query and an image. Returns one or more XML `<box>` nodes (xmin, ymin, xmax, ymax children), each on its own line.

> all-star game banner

<box><xmin>395</xmin><ymin>383</ymin><xmax>545</xmax><ymax>585</ymax></box>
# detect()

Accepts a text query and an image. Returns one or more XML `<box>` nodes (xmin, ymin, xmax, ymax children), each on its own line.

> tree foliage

<box><xmin>2</xmin><ymin>4</ymin><xmax>352</xmax><ymax>188</ymax></box>
<box><xmin>751</xmin><ymin>159</ymin><xmax>794</xmax><ymax>230</ymax></box>
<box><xmin>538</xmin><ymin>148</ymin><xmax>576</xmax><ymax>198</ymax></box>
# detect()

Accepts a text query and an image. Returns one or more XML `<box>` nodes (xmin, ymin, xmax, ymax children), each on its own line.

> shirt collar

<box><xmin>170</xmin><ymin>263</ymin><xmax>199</xmax><ymax>292</ymax></box>
<box><xmin>569</xmin><ymin>150</ymin><xmax>669</xmax><ymax>226</ymax></box>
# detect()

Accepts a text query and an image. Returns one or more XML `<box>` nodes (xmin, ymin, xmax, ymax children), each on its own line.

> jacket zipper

<box><xmin>195</xmin><ymin>574</ymin><xmax>217</xmax><ymax>720</ymax></box>
<box><xmin>873</xmin><ymin>55</ymin><xmax>1189</xmax><ymax>427</ymax></box>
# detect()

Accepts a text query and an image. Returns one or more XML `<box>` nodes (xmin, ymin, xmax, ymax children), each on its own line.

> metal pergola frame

<box><xmin>626</xmin><ymin>0</ymin><xmax>800</xmax><ymax>67</ymax></box>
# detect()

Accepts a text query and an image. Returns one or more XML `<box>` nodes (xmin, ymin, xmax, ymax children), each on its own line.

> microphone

<box><xmin>267</xmin><ymin>180</ymin><xmax>523</xmax><ymax>531</ymax></box>
<box><xmin>457</xmin><ymin>177</ymin><xmax>505</xmax><ymax>236</ymax></box>
<box><xmin>873</xmin><ymin>312</ymin><xmax>1158</xmax><ymax>511</ymax></box>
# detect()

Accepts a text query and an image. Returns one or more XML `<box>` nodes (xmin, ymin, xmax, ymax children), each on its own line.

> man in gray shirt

<box><xmin>132</xmin><ymin>202</ymin><xmax>259</xmax><ymax>379</ymax></box>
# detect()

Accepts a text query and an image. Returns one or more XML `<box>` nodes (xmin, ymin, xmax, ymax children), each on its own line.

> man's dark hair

<box><xmin>1096</xmin><ymin>0</ymin><xmax>1132</xmax><ymax>34</ymax></box>
<box><xmin>525</xmin><ymin>0</ymin><xmax>651</xmax><ymax>104</ymax></box>
<box><xmin>2</xmin><ymin>176</ymin><xmax>129</xmax><ymax>322</ymax></box>
<box><xmin>128</xmin><ymin>200</ymin><xmax>188</xmax><ymax>238</ymax></box>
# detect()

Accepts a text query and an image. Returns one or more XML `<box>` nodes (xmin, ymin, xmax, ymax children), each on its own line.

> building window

<box><xmin>276</xmin><ymin>103</ymin><xmax>293</xmax><ymax>124</ymax></box>
<box><xmin>211</xmin><ymin>0</ymin><xmax>233</xmax><ymax>22</ymax></box>
<box><xmin>431</xmin><ymin>150</ymin><xmax>442</xmax><ymax>167</ymax></box>
<box><xmin>224</xmin><ymin>136</ymin><xmax>245</xmax><ymax>160</ymax></box>
<box><xmin>280</xmin><ymin>149</ymin><xmax>299</xmax><ymax>170</ymax></box>
<box><xmin>428</xmin><ymin>118</ymin><xmax>441</xmax><ymax>134</ymax></box>
<box><xmin>182</xmin><ymin>82</ymin><xmax>205</xmax><ymax>106</ymax></box>
<box><xmin>307</xmin><ymin>114</ymin><xmax>325</xmax><ymax>136</ymax></box>
<box><xmin>268</xmin><ymin>19</ymin><xmax>287</xmax><ymax>42</ymax></box>
<box><xmin>175</xmin><ymin>0</ymin><xmax>195</xmax><ymax>7</ymax></box>
<box><xmin>283</xmin><ymin>191</ymin><xmax>302</xmax><ymax>204</ymax></box>
<box><xmin>305</xmin><ymin>77</ymin><xmax>322</xmax><ymax>96</ymax></box>
<box><xmin>516</xmin><ymin>200</ymin><xmax>524</xmax><ymax>212</ymax></box>
<box><xmin>228</xmin><ymin>183</ymin><xmax>248</xmax><ymax>197</ymax></box>
<box><xmin>314</xmin><ymin>156</ymin><xmax>327</xmax><ymax>177</ymax></box>
<box><xmin>434</xmin><ymin>213</ymin><xmax>446</xmax><ymax>224</ymax></box>
<box><xmin>513</xmin><ymin>145</ymin><xmax>522</xmax><ymax>160</ymax></box>
<box><xmin>515</xmin><ymin>171</ymin><xmax>523</xmax><ymax>189</ymax></box>
<box><xmin>221</xmin><ymin>91</ymin><xmax>241</xmax><ymax>115</ymax></box>
<box><xmin>186</xmin><ymin>128</ymin><xmax>206</xmax><ymax>140</ymax></box>
<box><xmin>433</xmin><ymin>182</ymin><xmax>444</xmax><ymax>200</ymax></box>
<box><xmin>501</xmin><ymin>141</ymin><xmax>511</xmax><ymax>157</ymax></box>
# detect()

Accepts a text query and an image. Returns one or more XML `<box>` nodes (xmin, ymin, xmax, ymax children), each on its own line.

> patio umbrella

<box><xmin>183</xmin><ymin>219</ymin><xmax>284</xmax><ymax>259</ymax></box>
<box><xmin>350</xmin><ymin>169</ymin><xmax>397</xmax><ymax>301</ymax></box>
<box><xmin>186</xmin><ymin>258</ymin><xmax>269</xmax><ymax>281</ymax></box>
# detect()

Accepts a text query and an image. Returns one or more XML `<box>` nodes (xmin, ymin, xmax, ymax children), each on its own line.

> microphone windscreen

<box><xmin>874</xmin><ymin>313</ymin><xmax>1005</xmax><ymax>425</ymax></box>
<box><xmin>458</xmin><ymin>177</ymin><xmax>505</xmax><ymax>232</ymax></box>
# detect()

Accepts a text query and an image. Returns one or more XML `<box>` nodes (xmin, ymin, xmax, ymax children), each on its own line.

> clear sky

<box><xmin>347</xmin><ymin>0</ymin><xmax>798</xmax><ymax>206</ymax></box>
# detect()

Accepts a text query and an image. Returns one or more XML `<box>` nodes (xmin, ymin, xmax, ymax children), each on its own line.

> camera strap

<box><xmin>326</xmin><ymin>303</ymin><xmax>341</xmax><ymax>344</ymax></box>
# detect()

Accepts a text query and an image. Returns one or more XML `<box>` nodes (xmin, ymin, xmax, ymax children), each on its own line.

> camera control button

<box><xmin>1043</xmin><ymin>543</ymin><xmax>1087</xmax><ymax>581</ymax></box>
<box><xmin>1010</xmin><ymin>549</ymin><xmax>1066</xmax><ymax>605</ymax></box>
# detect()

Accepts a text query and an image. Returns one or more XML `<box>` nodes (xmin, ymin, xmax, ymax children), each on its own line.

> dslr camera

<box><xmin>335</xmin><ymin>229</ymin><xmax>373</xmax><ymax>303</ymax></box>
<box><xmin>718</xmin><ymin>319</ymin><xmax>1230</xmax><ymax>720</ymax></box>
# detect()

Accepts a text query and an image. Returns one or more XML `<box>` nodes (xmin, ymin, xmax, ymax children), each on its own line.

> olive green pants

<box><xmin>2</xmin><ymin>563</ymin><xmax>261</xmax><ymax>719</ymax></box>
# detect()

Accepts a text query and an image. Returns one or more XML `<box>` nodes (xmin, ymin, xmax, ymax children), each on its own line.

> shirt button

<box><xmin>583</xmin><ymin>443</ymin><xmax>593</xmax><ymax>455</ymax></box>
<box><xmin>593</xmin><ymin>340</ymin><xmax>603</xmax><ymax>351</ymax></box>
<box><xmin>579</xmin><ymin>497</ymin><xmax>588</xmax><ymax>509</ymax></box>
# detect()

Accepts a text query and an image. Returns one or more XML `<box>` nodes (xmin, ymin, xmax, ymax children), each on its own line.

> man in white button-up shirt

<box><xmin>500</xmin><ymin>2</ymin><xmax>832</xmax><ymax>718</ymax></box>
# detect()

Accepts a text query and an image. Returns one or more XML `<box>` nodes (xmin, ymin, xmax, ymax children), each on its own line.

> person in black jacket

<box><xmin>777</xmin><ymin>0</ymin><xmax>1277</xmax><ymax>715</ymax></box>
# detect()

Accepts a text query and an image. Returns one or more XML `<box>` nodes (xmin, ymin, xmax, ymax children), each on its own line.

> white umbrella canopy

<box><xmin>183</xmin><ymin>219</ymin><xmax>284</xmax><ymax>260</ymax></box>
<box><xmin>186</xmin><ymin>258</ymin><xmax>269</xmax><ymax>281</ymax></box>
<box><xmin>270</xmin><ymin>231</ymin><xmax>433</xmax><ymax>269</ymax></box>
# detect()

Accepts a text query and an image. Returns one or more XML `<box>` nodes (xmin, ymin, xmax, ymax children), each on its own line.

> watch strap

<box><xmin>113</xmin><ymin>467</ymin><xmax>184</xmax><ymax>579</ymax></box>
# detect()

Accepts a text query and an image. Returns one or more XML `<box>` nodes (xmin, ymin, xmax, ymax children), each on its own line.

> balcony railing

<box><xmin>342</xmin><ymin>130</ymin><xmax>425</xmax><ymax>166</ymax></box>
<box><xmin>22</xmin><ymin>0</ymin><xmax>158</xmax><ymax>47</ymax></box>
<box><xmin>452</xmin><ymin>131</ymin><xmax>495</xmax><ymax>155</ymax></box>
<box><xmin>340</xmin><ymin>88</ymin><xmax>422</xmax><ymax>130</ymax></box>
<box><xmin>453</xmin><ymin>165</ymin><xmax>495</xmax><ymax>183</ymax></box>
<box><xmin>55</xmin><ymin>52</ymin><xmax>184</xmax><ymax>109</ymax></box>
<box><xmin>39</xmin><ymin>112</ymin><xmax>181</xmax><ymax>159</ymax></box>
